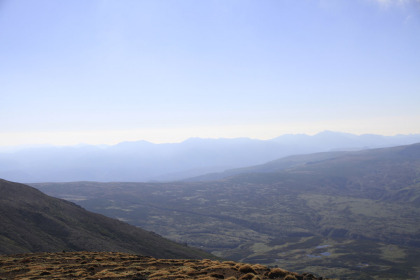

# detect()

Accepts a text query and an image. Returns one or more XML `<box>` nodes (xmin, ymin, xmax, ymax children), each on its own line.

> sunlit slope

<box><xmin>185</xmin><ymin>151</ymin><xmax>349</xmax><ymax>181</ymax></box>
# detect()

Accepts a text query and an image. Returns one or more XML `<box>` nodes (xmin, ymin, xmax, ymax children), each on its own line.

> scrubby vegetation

<box><xmin>0</xmin><ymin>252</ymin><xmax>326</xmax><ymax>280</ymax></box>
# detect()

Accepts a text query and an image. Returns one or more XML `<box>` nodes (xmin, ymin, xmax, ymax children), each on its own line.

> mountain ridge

<box><xmin>188</xmin><ymin>142</ymin><xmax>420</xmax><ymax>183</ymax></box>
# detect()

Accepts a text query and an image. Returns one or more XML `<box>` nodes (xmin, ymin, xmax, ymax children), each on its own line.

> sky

<box><xmin>0</xmin><ymin>0</ymin><xmax>419</xmax><ymax>147</ymax></box>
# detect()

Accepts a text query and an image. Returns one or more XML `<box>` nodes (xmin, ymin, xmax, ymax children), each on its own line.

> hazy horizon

<box><xmin>1</xmin><ymin>0</ymin><xmax>419</xmax><ymax>148</ymax></box>
<box><xmin>1</xmin><ymin>130</ymin><xmax>420</xmax><ymax>150</ymax></box>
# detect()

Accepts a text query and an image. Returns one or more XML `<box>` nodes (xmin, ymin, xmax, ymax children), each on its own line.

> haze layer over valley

<box><xmin>1</xmin><ymin>131</ymin><xmax>420</xmax><ymax>183</ymax></box>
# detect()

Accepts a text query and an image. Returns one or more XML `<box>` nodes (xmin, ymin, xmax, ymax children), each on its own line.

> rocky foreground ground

<box><xmin>0</xmin><ymin>251</ymin><xmax>328</xmax><ymax>280</ymax></box>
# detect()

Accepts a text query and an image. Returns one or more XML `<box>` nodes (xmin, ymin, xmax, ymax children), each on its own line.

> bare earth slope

<box><xmin>0</xmin><ymin>179</ymin><xmax>212</xmax><ymax>259</ymax></box>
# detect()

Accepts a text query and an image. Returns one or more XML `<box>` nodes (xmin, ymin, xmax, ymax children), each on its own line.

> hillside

<box><xmin>0</xmin><ymin>251</ymin><xmax>327</xmax><ymax>280</ymax></box>
<box><xmin>0</xmin><ymin>179</ymin><xmax>212</xmax><ymax>259</ymax></box>
<box><xmin>34</xmin><ymin>143</ymin><xmax>420</xmax><ymax>279</ymax></box>
<box><xmin>185</xmin><ymin>151</ymin><xmax>348</xmax><ymax>182</ymax></box>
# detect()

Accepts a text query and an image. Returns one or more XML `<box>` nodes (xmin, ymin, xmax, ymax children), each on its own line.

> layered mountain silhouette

<box><xmin>1</xmin><ymin>131</ymin><xmax>420</xmax><ymax>182</ymax></box>
<box><xmin>0</xmin><ymin>179</ymin><xmax>213</xmax><ymax>259</ymax></box>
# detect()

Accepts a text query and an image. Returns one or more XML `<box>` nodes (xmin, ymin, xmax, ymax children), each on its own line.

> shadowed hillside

<box><xmin>0</xmin><ymin>179</ymin><xmax>212</xmax><ymax>259</ymax></box>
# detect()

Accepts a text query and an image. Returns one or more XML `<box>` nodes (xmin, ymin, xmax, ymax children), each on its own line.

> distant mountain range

<box><xmin>0</xmin><ymin>178</ymin><xmax>213</xmax><ymax>259</ymax></box>
<box><xmin>1</xmin><ymin>131</ymin><xmax>420</xmax><ymax>182</ymax></box>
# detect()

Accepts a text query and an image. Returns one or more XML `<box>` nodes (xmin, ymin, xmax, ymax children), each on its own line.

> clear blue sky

<box><xmin>1</xmin><ymin>0</ymin><xmax>419</xmax><ymax>146</ymax></box>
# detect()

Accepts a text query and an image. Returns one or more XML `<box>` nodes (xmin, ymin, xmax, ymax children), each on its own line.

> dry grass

<box><xmin>267</xmin><ymin>267</ymin><xmax>289</xmax><ymax>278</ymax></box>
<box><xmin>0</xmin><ymin>251</ymin><xmax>328</xmax><ymax>279</ymax></box>
<box><xmin>238</xmin><ymin>264</ymin><xmax>257</xmax><ymax>274</ymax></box>
<box><xmin>284</xmin><ymin>274</ymin><xmax>298</xmax><ymax>280</ymax></box>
